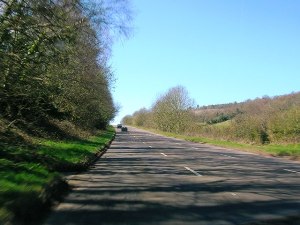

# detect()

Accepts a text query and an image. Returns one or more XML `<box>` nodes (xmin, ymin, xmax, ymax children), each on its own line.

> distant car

<box><xmin>121</xmin><ymin>127</ymin><xmax>128</xmax><ymax>132</ymax></box>
<box><xmin>117</xmin><ymin>124</ymin><xmax>122</xmax><ymax>128</ymax></box>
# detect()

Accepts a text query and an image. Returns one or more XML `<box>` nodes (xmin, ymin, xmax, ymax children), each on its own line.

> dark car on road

<box><xmin>117</xmin><ymin>124</ymin><xmax>122</xmax><ymax>128</ymax></box>
<box><xmin>121</xmin><ymin>127</ymin><xmax>128</xmax><ymax>132</ymax></box>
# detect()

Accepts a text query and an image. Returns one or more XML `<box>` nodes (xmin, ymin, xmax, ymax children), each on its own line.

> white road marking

<box><xmin>220</xmin><ymin>154</ymin><xmax>236</xmax><ymax>159</ymax></box>
<box><xmin>148</xmin><ymin>146</ymin><xmax>152</xmax><ymax>148</ymax></box>
<box><xmin>142</xmin><ymin>142</ymin><xmax>145</xmax><ymax>144</ymax></box>
<box><xmin>161</xmin><ymin>153</ymin><xmax>167</xmax><ymax>157</ymax></box>
<box><xmin>284</xmin><ymin>169</ymin><xmax>300</xmax><ymax>174</ymax></box>
<box><xmin>231</xmin><ymin>193</ymin><xmax>237</xmax><ymax>196</ymax></box>
<box><xmin>184</xmin><ymin>166</ymin><xmax>202</xmax><ymax>176</ymax></box>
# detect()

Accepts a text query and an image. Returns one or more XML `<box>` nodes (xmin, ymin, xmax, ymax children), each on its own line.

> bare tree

<box><xmin>152</xmin><ymin>86</ymin><xmax>194</xmax><ymax>133</ymax></box>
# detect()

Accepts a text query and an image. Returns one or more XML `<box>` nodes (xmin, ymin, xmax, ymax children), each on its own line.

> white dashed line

<box><xmin>161</xmin><ymin>153</ymin><xmax>167</xmax><ymax>157</ymax></box>
<box><xmin>184</xmin><ymin>166</ymin><xmax>202</xmax><ymax>176</ymax></box>
<box><xmin>284</xmin><ymin>169</ymin><xmax>300</xmax><ymax>174</ymax></box>
<box><xmin>220</xmin><ymin>154</ymin><xmax>237</xmax><ymax>159</ymax></box>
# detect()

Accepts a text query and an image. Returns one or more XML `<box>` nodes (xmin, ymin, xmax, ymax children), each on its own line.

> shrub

<box><xmin>268</xmin><ymin>106</ymin><xmax>300</xmax><ymax>143</ymax></box>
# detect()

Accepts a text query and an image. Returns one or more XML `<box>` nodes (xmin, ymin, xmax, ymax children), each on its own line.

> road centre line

<box><xmin>284</xmin><ymin>169</ymin><xmax>300</xmax><ymax>174</ymax></box>
<box><xmin>184</xmin><ymin>166</ymin><xmax>202</xmax><ymax>176</ymax></box>
<box><xmin>220</xmin><ymin>154</ymin><xmax>237</xmax><ymax>159</ymax></box>
<box><xmin>161</xmin><ymin>153</ymin><xmax>167</xmax><ymax>157</ymax></box>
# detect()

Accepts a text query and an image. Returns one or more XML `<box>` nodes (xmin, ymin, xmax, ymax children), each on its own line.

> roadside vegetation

<box><xmin>0</xmin><ymin>0</ymin><xmax>130</xmax><ymax>224</ymax></box>
<box><xmin>0</xmin><ymin>126</ymin><xmax>115</xmax><ymax>225</ymax></box>
<box><xmin>0</xmin><ymin>0</ymin><xmax>131</xmax><ymax>129</ymax></box>
<box><xmin>122</xmin><ymin>86</ymin><xmax>300</xmax><ymax>159</ymax></box>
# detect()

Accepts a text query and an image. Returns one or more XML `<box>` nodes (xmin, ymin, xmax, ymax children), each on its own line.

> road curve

<box><xmin>44</xmin><ymin>126</ymin><xmax>300</xmax><ymax>225</ymax></box>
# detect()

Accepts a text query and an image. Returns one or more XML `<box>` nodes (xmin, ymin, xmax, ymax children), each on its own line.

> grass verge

<box><xmin>0</xmin><ymin>126</ymin><xmax>115</xmax><ymax>225</ymax></box>
<box><xmin>133</xmin><ymin>126</ymin><xmax>300</xmax><ymax>160</ymax></box>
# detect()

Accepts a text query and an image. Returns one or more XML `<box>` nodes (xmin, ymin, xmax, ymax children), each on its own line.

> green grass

<box><xmin>37</xmin><ymin>127</ymin><xmax>115</xmax><ymax>166</ymax></box>
<box><xmin>255</xmin><ymin>144</ymin><xmax>300</xmax><ymax>157</ymax></box>
<box><xmin>0</xmin><ymin>159</ymin><xmax>57</xmax><ymax>224</ymax></box>
<box><xmin>135</xmin><ymin>127</ymin><xmax>300</xmax><ymax>159</ymax></box>
<box><xmin>0</xmin><ymin>126</ymin><xmax>115</xmax><ymax>225</ymax></box>
<box><xmin>211</xmin><ymin>120</ymin><xmax>231</xmax><ymax>127</ymax></box>
<box><xmin>185</xmin><ymin>136</ymin><xmax>300</xmax><ymax>158</ymax></box>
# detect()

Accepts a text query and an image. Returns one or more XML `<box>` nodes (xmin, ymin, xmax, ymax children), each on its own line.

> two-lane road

<box><xmin>44</xmin><ymin>127</ymin><xmax>300</xmax><ymax>225</ymax></box>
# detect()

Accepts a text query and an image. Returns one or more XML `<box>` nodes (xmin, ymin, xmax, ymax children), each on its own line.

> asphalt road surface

<box><xmin>44</xmin><ymin>127</ymin><xmax>300</xmax><ymax>225</ymax></box>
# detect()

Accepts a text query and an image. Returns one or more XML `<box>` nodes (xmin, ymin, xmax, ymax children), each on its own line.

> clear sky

<box><xmin>110</xmin><ymin>0</ymin><xmax>300</xmax><ymax>124</ymax></box>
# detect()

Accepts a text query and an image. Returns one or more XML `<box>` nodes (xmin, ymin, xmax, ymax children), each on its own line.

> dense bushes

<box><xmin>0</xmin><ymin>0</ymin><xmax>130</xmax><ymax>133</ymax></box>
<box><xmin>207</xmin><ymin>113</ymin><xmax>234</xmax><ymax>124</ymax></box>
<box><xmin>123</xmin><ymin>90</ymin><xmax>300</xmax><ymax>145</ymax></box>
<box><xmin>268</xmin><ymin>106</ymin><xmax>300</xmax><ymax>143</ymax></box>
<box><xmin>190</xmin><ymin>93</ymin><xmax>300</xmax><ymax>144</ymax></box>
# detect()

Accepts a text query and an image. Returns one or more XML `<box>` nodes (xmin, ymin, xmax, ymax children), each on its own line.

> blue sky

<box><xmin>110</xmin><ymin>0</ymin><xmax>300</xmax><ymax>123</ymax></box>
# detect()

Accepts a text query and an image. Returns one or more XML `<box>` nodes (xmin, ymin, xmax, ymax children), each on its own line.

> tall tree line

<box><xmin>0</xmin><ymin>0</ymin><xmax>129</xmax><ymax>130</ymax></box>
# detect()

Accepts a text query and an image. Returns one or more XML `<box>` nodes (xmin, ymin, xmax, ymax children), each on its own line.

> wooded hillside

<box><xmin>123</xmin><ymin>90</ymin><xmax>300</xmax><ymax>145</ymax></box>
<box><xmin>0</xmin><ymin>0</ymin><xmax>129</xmax><ymax>140</ymax></box>
<box><xmin>191</xmin><ymin>92</ymin><xmax>300</xmax><ymax>144</ymax></box>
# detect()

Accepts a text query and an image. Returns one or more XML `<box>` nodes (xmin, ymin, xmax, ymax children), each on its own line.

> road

<box><xmin>44</xmin><ymin>127</ymin><xmax>300</xmax><ymax>225</ymax></box>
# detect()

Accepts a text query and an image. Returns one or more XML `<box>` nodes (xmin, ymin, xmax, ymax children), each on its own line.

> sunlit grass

<box><xmin>36</xmin><ymin>127</ymin><xmax>115</xmax><ymax>165</ymax></box>
<box><xmin>0</xmin><ymin>158</ymin><xmax>56</xmax><ymax>224</ymax></box>
<box><xmin>0</xmin><ymin>126</ymin><xmax>115</xmax><ymax>224</ymax></box>
<box><xmin>211</xmin><ymin>120</ymin><xmax>231</xmax><ymax>127</ymax></box>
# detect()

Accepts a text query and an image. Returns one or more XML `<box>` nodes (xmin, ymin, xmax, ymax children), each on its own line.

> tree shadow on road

<box><xmin>44</xmin><ymin>132</ymin><xmax>300</xmax><ymax>225</ymax></box>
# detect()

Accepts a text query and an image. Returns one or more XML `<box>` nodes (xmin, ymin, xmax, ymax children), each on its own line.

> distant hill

<box><xmin>192</xmin><ymin>92</ymin><xmax>300</xmax><ymax>125</ymax></box>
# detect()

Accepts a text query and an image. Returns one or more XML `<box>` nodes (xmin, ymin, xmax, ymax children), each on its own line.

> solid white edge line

<box><xmin>184</xmin><ymin>166</ymin><xmax>202</xmax><ymax>176</ymax></box>
<box><xmin>161</xmin><ymin>153</ymin><xmax>167</xmax><ymax>157</ymax></box>
<box><xmin>284</xmin><ymin>169</ymin><xmax>300</xmax><ymax>174</ymax></box>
